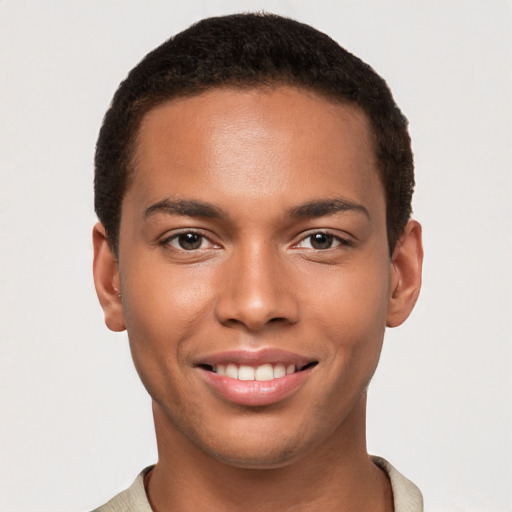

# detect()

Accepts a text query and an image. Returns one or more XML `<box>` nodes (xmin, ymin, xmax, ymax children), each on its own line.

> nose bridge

<box><xmin>214</xmin><ymin>239</ymin><xmax>298</xmax><ymax>331</ymax></box>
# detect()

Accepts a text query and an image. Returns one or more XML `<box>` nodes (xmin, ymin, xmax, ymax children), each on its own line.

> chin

<box><xmin>204</xmin><ymin>440</ymin><xmax>304</xmax><ymax>470</ymax></box>
<box><xmin>199</xmin><ymin>412</ymin><xmax>320</xmax><ymax>470</ymax></box>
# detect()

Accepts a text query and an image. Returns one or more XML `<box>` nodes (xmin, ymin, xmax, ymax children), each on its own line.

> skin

<box><xmin>93</xmin><ymin>86</ymin><xmax>423</xmax><ymax>511</ymax></box>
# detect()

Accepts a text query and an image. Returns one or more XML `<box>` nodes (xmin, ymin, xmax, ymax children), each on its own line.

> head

<box><xmin>94</xmin><ymin>12</ymin><xmax>414</xmax><ymax>256</ymax></box>
<box><xmin>92</xmin><ymin>13</ymin><xmax>422</xmax><ymax>470</ymax></box>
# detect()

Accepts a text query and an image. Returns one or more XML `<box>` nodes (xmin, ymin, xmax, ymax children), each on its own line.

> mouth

<box><xmin>195</xmin><ymin>351</ymin><xmax>318</xmax><ymax>406</ymax></box>
<box><xmin>198</xmin><ymin>361</ymin><xmax>318</xmax><ymax>382</ymax></box>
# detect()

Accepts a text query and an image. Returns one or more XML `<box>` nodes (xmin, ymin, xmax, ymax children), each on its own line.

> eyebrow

<box><xmin>288</xmin><ymin>199</ymin><xmax>370</xmax><ymax>219</ymax></box>
<box><xmin>144</xmin><ymin>197</ymin><xmax>369</xmax><ymax>221</ymax></box>
<box><xmin>144</xmin><ymin>198</ymin><xmax>225</xmax><ymax>219</ymax></box>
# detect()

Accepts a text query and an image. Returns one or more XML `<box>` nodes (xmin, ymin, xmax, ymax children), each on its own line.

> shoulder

<box><xmin>371</xmin><ymin>456</ymin><xmax>423</xmax><ymax>512</ymax></box>
<box><xmin>91</xmin><ymin>466</ymin><xmax>154</xmax><ymax>512</ymax></box>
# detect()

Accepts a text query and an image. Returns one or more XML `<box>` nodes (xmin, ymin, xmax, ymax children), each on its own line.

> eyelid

<box><xmin>160</xmin><ymin>228</ymin><xmax>221</xmax><ymax>250</ymax></box>
<box><xmin>292</xmin><ymin>229</ymin><xmax>353</xmax><ymax>249</ymax></box>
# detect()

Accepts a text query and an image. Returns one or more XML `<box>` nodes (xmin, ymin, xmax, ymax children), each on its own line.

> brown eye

<box><xmin>309</xmin><ymin>232</ymin><xmax>334</xmax><ymax>250</ymax></box>
<box><xmin>161</xmin><ymin>231</ymin><xmax>220</xmax><ymax>253</ymax></box>
<box><xmin>295</xmin><ymin>231</ymin><xmax>348</xmax><ymax>251</ymax></box>
<box><xmin>176</xmin><ymin>232</ymin><xmax>203</xmax><ymax>250</ymax></box>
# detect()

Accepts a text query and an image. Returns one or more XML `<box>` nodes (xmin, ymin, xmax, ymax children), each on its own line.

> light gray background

<box><xmin>1</xmin><ymin>1</ymin><xmax>511</xmax><ymax>511</ymax></box>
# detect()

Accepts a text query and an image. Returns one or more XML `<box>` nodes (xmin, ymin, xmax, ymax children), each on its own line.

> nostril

<box><xmin>268</xmin><ymin>316</ymin><xmax>288</xmax><ymax>323</ymax></box>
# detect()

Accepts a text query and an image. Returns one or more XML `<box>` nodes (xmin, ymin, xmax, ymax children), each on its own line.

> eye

<box><xmin>296</xmin><ymin>232</ymin><xmax>347</xmax><ymax>250</ymax></box>
<box><xmin>163</xmin><ymin>232</ymin><xmax>215</xmax><ymax>251</ymax></box>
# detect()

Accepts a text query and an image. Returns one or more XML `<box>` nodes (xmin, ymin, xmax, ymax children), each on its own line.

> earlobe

<box><xmin>386</xmin><ymin>220</ymin><xmax>423</xmax><ymax>327</ymax></box>
<box><xmin>92</xmin><ymin>222</ymin><xmax>126</xmax><ymax>332</ymax></box>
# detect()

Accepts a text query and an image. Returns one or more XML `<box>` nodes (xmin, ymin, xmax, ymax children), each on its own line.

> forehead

<box><xmin>128</xmin><ymin>86</ymin><xmax>383</xmax><ymax>217</ymax></box>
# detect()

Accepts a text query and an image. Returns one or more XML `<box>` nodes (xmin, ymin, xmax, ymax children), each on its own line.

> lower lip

<box><xmin>200</xmin><ymin>367</ymin><xmax>313</xmax><ymax>407</ymax></box>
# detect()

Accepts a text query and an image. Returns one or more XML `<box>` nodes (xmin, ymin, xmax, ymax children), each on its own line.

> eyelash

<box><xmin>160</xmin><ymin>230</ymin><xmax>352</xmax><ymax>252</ymax></box>
<box><xmin>294</xmin><ymin>231</ymin><xmax>353</xmax><ymax>251</ymax></box>
<box><xmin>160</xmin><ymin>230</ymin><xmax>218</xmax><ymax>251</ymax></box>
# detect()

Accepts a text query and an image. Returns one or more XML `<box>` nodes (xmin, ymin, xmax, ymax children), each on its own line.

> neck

<box><xmin>147</xmin><ymin>394</ymin><xmax>392</xmax><ymax>512</ymax></box>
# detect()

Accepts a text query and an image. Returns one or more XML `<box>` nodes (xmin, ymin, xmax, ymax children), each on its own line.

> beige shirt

<box><xmin>92</xmin><ymin>456</ymin><xmax>423</xmax><ymax>512</ymax></box>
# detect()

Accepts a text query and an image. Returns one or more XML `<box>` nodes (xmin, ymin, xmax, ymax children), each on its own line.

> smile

<box><xmin>197</xmin><ymin>352</ymin><xmax>318</xmax><ymax>406</ymax></box>
<box><xmin>203</xmin><ymin>362</ymin><xmax>317</xmax><ymax>382</ymax></box>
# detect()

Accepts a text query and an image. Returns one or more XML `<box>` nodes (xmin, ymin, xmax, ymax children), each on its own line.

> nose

<box><xmin>214</xmin><ymin>243</ymin><xmax>299</xmax><ymax>332</ymax></box>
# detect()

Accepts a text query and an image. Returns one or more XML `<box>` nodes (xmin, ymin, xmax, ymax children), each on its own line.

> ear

<box><xmin>92</xmin><ymin>222</ymin><xmax>126</xmax><ymax>332</ymax></box>
<box><xmin>386</xmin><ymin>220</ymin><xmax>424</xmax><ymax>327</ymax></box>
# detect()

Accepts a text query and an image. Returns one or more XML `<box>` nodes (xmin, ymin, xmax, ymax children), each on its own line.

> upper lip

<box><xmin>194</xmin><ymin>348</ymin><xmax>317</xmax><ymax>369</ymax></box>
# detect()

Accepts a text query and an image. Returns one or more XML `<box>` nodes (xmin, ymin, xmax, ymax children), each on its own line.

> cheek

<box><xmin>306</xmin><ymin>255</ymin><xmax>391</xmax><ymax>376</ymax></box>
<box><xmin>119</xmin><ymin>260</ymin><xmax>216</xmax><ymax>383</ymax></box>
<box><xmin>119</xmin><ymin>267</ymin><xmax>213</xmax><ymax>414</ymax></box>
<box><xmin>121</xmin><ymin>260</ymin><xmax>214</xmax><ymax>334</ymax></box>
<box><xmin>311</xmin><ymin>256</ymin><xmax>390</xmax><ymax>329</ymax></box>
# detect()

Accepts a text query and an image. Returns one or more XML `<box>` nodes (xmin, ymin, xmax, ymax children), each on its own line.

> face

<box><xmin>95</xmin><ymin>86</ymin><xmax>420</xmax><ymax>469</ymax></box>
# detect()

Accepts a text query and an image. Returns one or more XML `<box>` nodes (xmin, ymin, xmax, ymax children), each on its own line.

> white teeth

<box><xmin>225</xmin><ymin>364</ymin><xmax>238</xmax><ymax>379</ymax></box>
<box><xmin>254</xmin><ymin>364</ymin><xmax>274</xmax><ymax>381</ymax></box>
<box><xmin>213</xmin><ymin>363</ymin><xmax>299</xmax><ymax>381</ymax></box>
<box><xmin>273</xmin><ymin>364</ymin><xmax>286</xmax><ymax>378</ymax></box>
<box><xmin>238</xmin><ymin>365</ymin><xmax>255</xmax><ymax>380</ymax></box>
